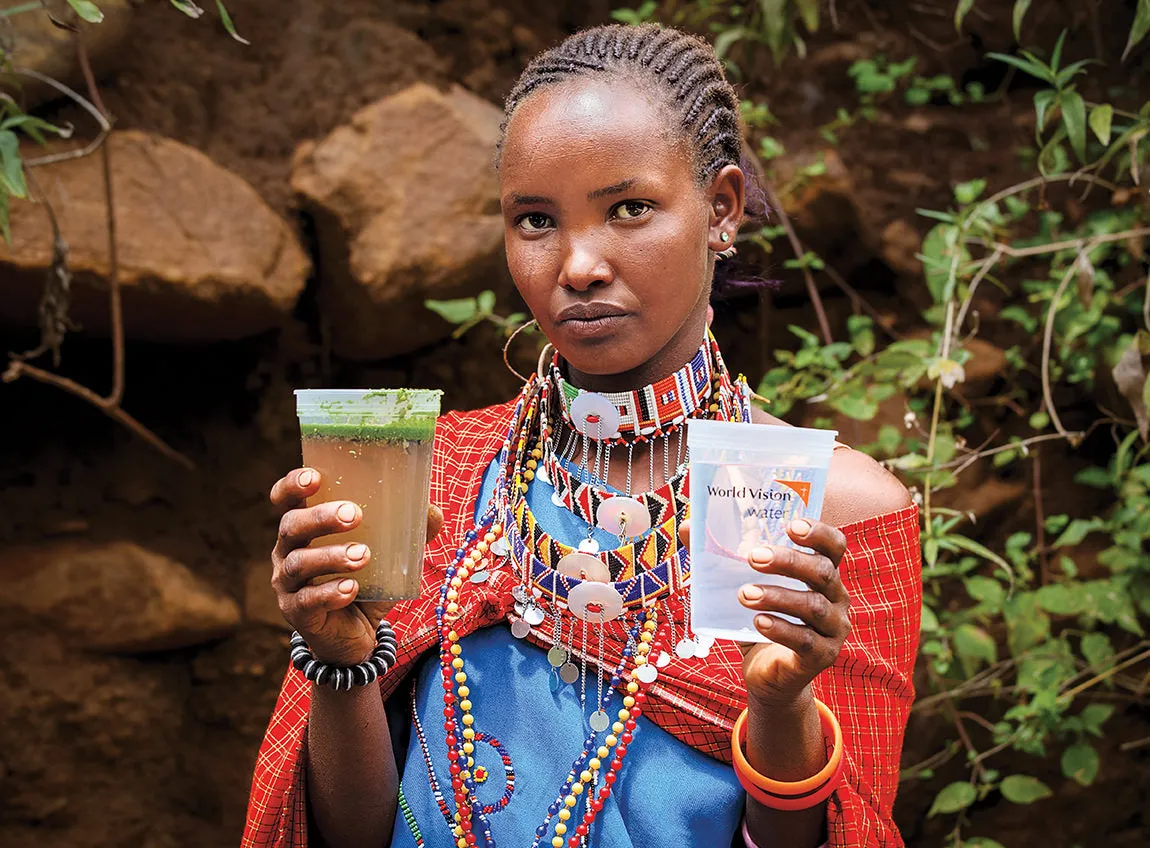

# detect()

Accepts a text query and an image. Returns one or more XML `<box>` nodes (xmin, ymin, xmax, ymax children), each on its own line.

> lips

<box><xmin>554</xmin><ymin>302</ymin><xmax>631</xmax><ymax>340</ymax></box>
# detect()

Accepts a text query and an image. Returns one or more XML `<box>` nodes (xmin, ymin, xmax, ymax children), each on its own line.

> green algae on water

<box><xmin>296</xmin><ymin>388</ymin><xmax>441</xmax><ymax>442</ymax></box>
<box><xmin>302</xmin><ymin>418</ymin><xmax>435</xmax><ymax>442</ymax></box>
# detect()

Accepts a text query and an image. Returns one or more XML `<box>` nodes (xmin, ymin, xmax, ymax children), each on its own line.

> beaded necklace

<box><xmin>431</xmin><ymin>336</ymin><xmax>752</xmax><ymax>848</ymax></box>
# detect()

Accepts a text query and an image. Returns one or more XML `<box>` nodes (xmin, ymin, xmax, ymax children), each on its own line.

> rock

<box><xmin>960</xmin><ymin>337</ymin><xmax>1008</xmax><ymax>395</ymax></box>
<box><xmin>880</xmin><ymin>219</ymin><xmax>923</xmax><ymax>276</ymax></box>
<box><xmin>292</xmin><ymin>83</ymin><xmax>509</xmax><ymax>360</ymax></box>
<box><xmin>0</xmin><ymin>130</ymin><xmax>310</xmax><ymax>342</ymax></box>
<box><xmin>0</xmin><ymin>0</ymin><xmax>133</xmax><ymax>109</ymax></box>
<box><xmin>0</xmin><ymin>540</ymin><xmax>241</xmax><ymax>653</ymax></box>
<box><xmin>244</xmin><ymin>559</ymin><xmax>290</xmax><ymax>631</ymax></box>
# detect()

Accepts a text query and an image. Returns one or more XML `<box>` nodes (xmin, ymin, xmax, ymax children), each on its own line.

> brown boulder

<box><xmin>292</xmin><ymin>83</ymin><xmax>509</xmax><ymax>360</ymax></box>
<box><xmin>0</xmin><ymin>1</ymin><xmax>133</xmax><ymax>109</ymax></box>
<box><xmin>0</xmin><ymin>540</ymin><xmax>241</xmax><ymax>653</ymax></box>
<box><xmin>0</xmin><ymin>130</ymin><xmax>310</xmax><ymax>342</ymax></box>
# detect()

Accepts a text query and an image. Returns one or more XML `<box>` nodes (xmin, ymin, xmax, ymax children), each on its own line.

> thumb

<box><xmin>427</xmin><ymin>504</ymin><xmax>445</xmax><ymax>541</ymax></box>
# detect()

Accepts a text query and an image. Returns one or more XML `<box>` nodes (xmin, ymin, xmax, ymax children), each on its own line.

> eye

<box><xmin>516</xmin><ymin>212</ymin><xmax>554</xmax><ymax>232</ymax></box>
<box><xmin>612</xmin><ymin>200</ymin><xmax>652</xmax><ymax>221</ymax></box>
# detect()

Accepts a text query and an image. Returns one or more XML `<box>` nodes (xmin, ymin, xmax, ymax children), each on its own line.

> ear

<box><xmin>706</xmin><ymin>163</ymin><xmax>746</xmax><ymax>252</ymax></box>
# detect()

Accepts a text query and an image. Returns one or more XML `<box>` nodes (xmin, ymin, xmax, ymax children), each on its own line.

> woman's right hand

<box><xmin>269</xmin><ymin>467</ymin><xmax>444</xmax><ymax>665</ymax></box>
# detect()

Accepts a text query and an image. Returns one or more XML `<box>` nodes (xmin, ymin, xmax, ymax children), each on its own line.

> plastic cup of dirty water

<box><xmin>295</xmin><ymin>389</ymin><xmax>442</xmax><ymax>603</ymax></box>
<box><xmin>688</xmin><ymin>420</ymin><xmax>837</xmax><ymax>643</ymax></box>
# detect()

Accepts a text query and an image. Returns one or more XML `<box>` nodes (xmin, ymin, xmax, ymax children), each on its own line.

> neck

<box><xmin>563</xmin><ymin>314</ymin><xmax>709</xmax><ymax>393</ymax></box>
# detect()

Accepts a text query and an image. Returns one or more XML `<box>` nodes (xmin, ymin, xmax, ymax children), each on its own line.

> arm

<box><xmin>307</xmin><ymin>685</ymin><xmax>398</xmax><ymax>848</ymax></box>
<box><xmin>738</xmin><ymin>449</ymin><xmax>916</xmax><ymax>848</ymax></box>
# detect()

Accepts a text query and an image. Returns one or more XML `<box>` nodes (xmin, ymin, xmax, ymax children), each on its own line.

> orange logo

<box><xmin>778</xmin><ymin>479</ymin><xmax>812</xmax><ymax>506</ymax></box>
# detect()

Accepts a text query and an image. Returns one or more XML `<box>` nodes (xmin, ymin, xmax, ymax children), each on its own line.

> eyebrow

<box><xmin>587</xmin><ymin>179</ymin><xmax>636</xmax><ymax>200</ymax></box>
<box><xmin>508</xmin><ymin>193</ymin><xmax>554</xmax><ymax>208</ymax></box>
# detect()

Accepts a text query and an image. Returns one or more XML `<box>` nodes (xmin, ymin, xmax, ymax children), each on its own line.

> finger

<box><xmin>358</xmin><ymin>601</ymin><xmax>400</xmax><ymax>628</ymax></box>
<box><xmin>752</xmin><ymin>612</ymin><xmax>839</xmax><ymax>667</ymax></box>
<box><xmin>787</xmin><ymin>519</ymin><xmax>847</xmax><ymax>564</ymax></box>
<box><xmin>275</xmin><ymin>501</ymin><xmax>362</xmax><ymax>559</ymax></box>
<box><xmin>739</xmin><ymin>584</ymin><xmax>846</xmax><ymax>638</ymax></box>
<box><xmin>427</xmin><ymin>504</ymin><xmax>444</xmax><ymax>541</ymax></box>
<box><xmin>276</xmin><ymin>542</ymin><xmax>370</xmax><ymax>593</ymax></box>
<box><xmin>747</xmin><ymin>545</ymin><xmax>848</xmax><ymax>604</ymax></box>
<box><xmin>286</xmin><ymin>577</ymin><xmax>361</xmax><ymax>627</ymax></box>
<box><xmin>270</xmin><ymin>468</ymin><xmax>322</xmax><ymax>510</ymax></box>
<box><xmin>677</xmin><ymin>519</ymin><xmax>691</xmax><ymax>548</ymax></box>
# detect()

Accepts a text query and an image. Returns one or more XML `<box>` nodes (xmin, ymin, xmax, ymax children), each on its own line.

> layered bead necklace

<box><xmin>433</xmin><ymin>333</ymin><xmax>751</xmax><ymax>848</ymax></box>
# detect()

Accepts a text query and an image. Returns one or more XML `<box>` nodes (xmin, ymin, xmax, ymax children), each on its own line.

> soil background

<box><xmin>1</xmin><ymin>1</ymin><xmax>1147</xmax><ymax>846</ymax></box>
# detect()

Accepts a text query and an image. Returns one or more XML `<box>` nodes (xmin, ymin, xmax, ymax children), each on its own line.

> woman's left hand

<box><xmin>736</xmin><ymin>519</ymin><xmax>851</xmax><ymax>706</ymax></box>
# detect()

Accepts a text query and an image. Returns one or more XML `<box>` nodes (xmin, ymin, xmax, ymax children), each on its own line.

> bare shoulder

<box><xmin>747</xmin><ymin>406</ymin><xmax>911</xmax><ymax>527</ymax></box>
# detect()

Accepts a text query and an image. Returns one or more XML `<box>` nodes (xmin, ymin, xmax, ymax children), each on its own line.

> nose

<box><xmin>559</xmin><ymin>235</ymin><xmax>615</xmax><ymax>292</ymax></box>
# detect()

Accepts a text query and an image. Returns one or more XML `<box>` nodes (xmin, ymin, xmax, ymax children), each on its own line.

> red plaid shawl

<box><xmin>242</xmin><ymin>401</ymin><xmax>922</xmax><ymax>848</ymax></box>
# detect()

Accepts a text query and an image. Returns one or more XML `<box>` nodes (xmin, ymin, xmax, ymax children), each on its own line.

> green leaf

<box><xmin>921</xmin><ymin>603</ymin><xmax>940</xmax><ymax>632</ymax></box>
<box><xmin>795</xmin><ymin>0</ymin><xmax>819</xmax><ymax>31</ymax></box>
<box><xmin>1080</xmin><ymin>703</ymin><xmax>1114</xmax><ymax>735</ymax></box>
<box><xmin>953</xmin><ymin>623</ymin><xmax>998</xmax><ymax>672</ymax></box>
<box><xmin>1012</xmin><ymin>0</ymin><xmax>1031</xmax><ymax>40</ymax></box>
<box><xmin>476</xmin><ymin>290</ymin><xmax>496</xmax><ymax>314</ymax></box>
<box><xmin>0</xmin><ymin>130</ymin><xmax>27</xmax><ymax>199</ymax></box>
<box><xmin>67</xmin><ymin>0</ymin><xmax>104</xmax><ymax>22</ymax></box>
<box><xmin>758</xmin><ymin>0</ymin><xmax>790</xmax><ymax>60</ymax></box>
<box><xmin>1036</xmin><ymin>583</ymin><xmax>1087</xmax><ymax>615</ymax></box>
<box><xmin>988</xmin><ymin>52</ymin><xmax>1055</xmax><ymax>85</ymax></box>
<box><xmin>1060</xmin><ymin>91</ymin><xmax>1088</xmax><ymax>162</ymax></box>
<box><xmin>953</xmin><ymin>0</ymin><xmax>976</xmax><ymax>32</ymax></box>
<box><xmin>953</xmin><ymin>178</ymin><xmax>987</xmax><ymax>204</ymax></box>
<box><xmin>0</xmin><ymin>189</ymin><xmax>10</xmax><ymax>245</ymax></box>
<box><xmin>1088</xmin><ymin>104</ymin><xmax>1113</xmax><ymax>146</ymax></box>
<box><xmin>1124</xmin><ymin>0</ymin><xmax>1150</xmax><ymax>61</ymax></box>
<box><xmin>170</xmin><ymin>0</ymin><xmax>205</xmax><ymax>18</ymax></box>
<box><xmin>965</xmin><ymin>575</ymin><xmax>1006</xmax><ymax>609</ymax></box>
<box><xmin>828</xmin><ymin>390</ymin><xmax>878</xmax><ymax>421</ymax></box>
<box><xmin>424</xmin><ymin>297</ymin><xmax>478</xmax><ymax>324</ymax></box>
<box><xmin>1073</xmin><ymin>467</ymin><xmax>1112</xmax><ymax>488</ymax></box>
<box><xmin>1081</xmin><ymin>631</ymin><xmax>1114</xmax><ymax>672</ymax></box>
<box><xmin>1053</xmin><ymin>518</ymin><xmax>1103</xmax><ymax>547</ymax></box>
<box><xmin>929</xmin><ymin>781</ymin><xmax>977</xmax><ymax>816</ymax></box>
<box><xmin>999</xmin><ymin>774</ymin><xmax>1052</xmax><ymax>804</ymax></box>
<box><xmin>215</xmin><ymin>0</ymin><xmax>249</xmax><ymax>44</ymax></box>
<box><xmin>964</xmin><ymin>839</ymin><xmax>1007</xmax><ymax>848</ymax></box>
<box><xmin>1051</xmin><ymin>30</ymin><xmax>1068</xmax><ymax>72</ymax></box>
<box><xmin>1061</xmin><ymin>743</ymin><xmax>1099</xmax><ymax>786</ymax></box>
<box><xmin>1033</xmin><ymin>89</ymin><xmax>1056</xmax><ymax>135</ymax></box>
<box><xmin>847</xmin><ymin>314</ymin><xmax>875</xmax><ymax>357</ymax></box>
<box><xmin>714</xmin><ymin>26</ymin><xmax>748</xmax><ymax>60</ymax></box>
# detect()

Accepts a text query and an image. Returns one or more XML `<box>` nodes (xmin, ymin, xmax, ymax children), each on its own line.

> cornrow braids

<box><xmin>497</xmin><ymin>23</ymin><xmax>743</xmax><ymax>187</ymax></box>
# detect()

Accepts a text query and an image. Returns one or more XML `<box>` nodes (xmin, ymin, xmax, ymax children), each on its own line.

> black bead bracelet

<box><xmin>289</xmin><ymin>619</ymin><xmax>398</xmax><ymax>691</ymax></box>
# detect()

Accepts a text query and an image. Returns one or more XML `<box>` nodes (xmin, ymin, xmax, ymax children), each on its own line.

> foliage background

<box><xmin>0</xmin><ymin>1</ymin><xmax>1148</xmax><ymax>846</ymax></box>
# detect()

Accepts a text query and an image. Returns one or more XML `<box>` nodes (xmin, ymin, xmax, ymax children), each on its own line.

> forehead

<box><xmin>499</xmin><ymin>78</ymin><xmax>692</xmax><ymax>191</ymax></box>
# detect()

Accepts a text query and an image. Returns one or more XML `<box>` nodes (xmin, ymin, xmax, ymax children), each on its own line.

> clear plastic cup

<box><xmin>295</xmin><ymin>389</ymin><xmax>442</xmax><ymax>603</ymax></box>
<box><xmin>687</xmin><ymin>420</ymin><xmax>837</xmax><ymax>643</ymax></box>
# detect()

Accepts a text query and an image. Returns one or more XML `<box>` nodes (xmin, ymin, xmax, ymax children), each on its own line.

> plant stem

<box><xmin>0</xmin><ymin>2</ymin><xmax>43</xmax><ymax>17</ymax></box>
<box><xmin>1041</xmin><ymin>259</ymin><xmax>1084</xmax><ymax>447</ymax></box>
<box><xmin>764</xmin><ymin>182</ymin><xmax>833</xmax><ymax>345</ymax></box>
<box><xmin>1059</xmin><ymin>647</ymin><xmax>1150</xmax><ymax>703</ymax></box>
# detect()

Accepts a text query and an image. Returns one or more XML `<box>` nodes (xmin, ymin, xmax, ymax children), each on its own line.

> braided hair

<box><xmin>498</xmin><ymin>24</ymin><xmax>744</xmax><ymax>188</ymax></box>
<box><xmin>497</xmin><ymin>24</ymin><xmax>770</xmax><ymax>297</ymax></box>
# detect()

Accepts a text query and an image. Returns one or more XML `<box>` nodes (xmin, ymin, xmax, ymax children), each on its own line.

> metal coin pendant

<box><xmin>655</xmin><ymin>651</ymin><xmax>671</xmax><ymax>668</ymax></box>
<box><xmin>512</xmin><ymin>585</ymin><xmax>529</xmax><ymax>605</ymax></box>
<box><xmin>566</xmin><ymin>581</ymin><xmax>624</xmax><ymax>623</ymax></box>
<box><xmin>547</xmin><ymin>646</ymin><xmax>568</xmax><ymax>667</ymax></box>
<box><xmin>570</xmin><ymin>392</ymin><xmax>622</xmax><ymax>439</ymax></box>
<box><xmin>556</xmin><ymin>552</ymin><xmax>611</xmax><ymax>583</ymax></box>
<box><xmin>577</xmin><ymin>537</ymin><xmax>600</xmax><ymax>554</ymax></box>
<box><xmin>595</xmin><ymin>496</ymin><xmax>651</xmax><ymax>537</ymax></box>
<box><xmin>536</xmin><ymin>465</ymin><xmax>550</xmax><ymax>485</ymax></box>
<box><xmin>513</xmin><ymin>601</ymin><xmax>525</xmax><ymax>617</ymax></box>
<box><xmin>490</xmin><ymin>537</ymin><xmax>510</xmax><ymax>557</ymax></box>
<box><xmin>589</xmin><ymin>710</ymin><xmax>610</xmax><ymax>732</ymax></box>
<box><xmin>559</xmin><ymin>662</ymin><xmax>579</xmax><ymax>684</ymax></box>
<box><xmin>551</xmin><ymin>491</ymin><xmax>566</xmax><ymax>507</ymax></box>
<box><xmin>674</xmin><ymin>637</ymin><xmax>697</xmax><ymax>659</ymax></box>
<box><xmin>634</xmin><ymin>663</ymin><xmax>658</xmax><ymax>684</ymax></box>
<box><xmin>510</xmin><ymin>619</ymin><xmax>532</xmax><ymax>639</ymax></box>
<box><xmin>523</xmin><ymin>603</ymin><xmax>546</xmax><ymax>626</ymax></box>
<box><xmin>469</xmin><ymin>571</ymin><xmax>490</xmax><ymax>584</ymax></box>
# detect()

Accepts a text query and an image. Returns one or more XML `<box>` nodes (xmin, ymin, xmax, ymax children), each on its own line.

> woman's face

<box><xmin>499</xmin><ymin>78</ymin><xmax>743</xmax><ymax>388</ymax></box>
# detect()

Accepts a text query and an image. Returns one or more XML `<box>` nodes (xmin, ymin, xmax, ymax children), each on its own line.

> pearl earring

<box><xmin>719</xmin><ymin>232</ymin><xmax>730</xmax><ymax>243</ymax></box>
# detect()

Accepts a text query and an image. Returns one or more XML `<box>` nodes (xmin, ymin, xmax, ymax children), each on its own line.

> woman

<box><xmin>244</xmin><ymin>23</ymin><xmax>920</xmax><ymax>848</ymax></box>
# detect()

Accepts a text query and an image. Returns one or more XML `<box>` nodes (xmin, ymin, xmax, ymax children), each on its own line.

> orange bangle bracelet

<box><xmin>731</xmin><ymin>698</ymin><xmax>843</xmax><ymax>795</ymax></box>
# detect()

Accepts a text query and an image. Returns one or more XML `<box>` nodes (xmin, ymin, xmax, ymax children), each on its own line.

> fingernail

<box><xmin>756</xmin><ymin>614</ymin><xmax>774</xmax><ymax>630</ymax></box>
<box><xmin>741</xmin><ymin>585</ymin><xmax>763</xmax><ymax>601</ymax></box>
<box><xmin>751</xmin><ymin>546</ymin><xmax>773</xmax><ymax>564</ymax></box>
<box><xmin>338</xmin><ymin>578</ymin><xmax>356</xmax><ymax>593</ymax></box>
<box><xmin>347</xmin><ymin>543</ymin><xmax>367</xmax><ymax>561</ymax></box>
<box><xmin>298</xmin><ymin>469</ymin><xmax>315</xmax><ymax>487</ymax></box>
<box><xmin>337</xmin><ymin>502</ymin><xmax>358</xmax><ymax>523</ymax></box>
<box><xmin>790</xmin><ymin>519</ymin><xmax>812</xmax><ymax>537</ymax></box>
